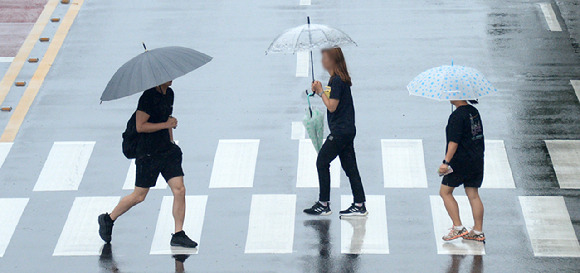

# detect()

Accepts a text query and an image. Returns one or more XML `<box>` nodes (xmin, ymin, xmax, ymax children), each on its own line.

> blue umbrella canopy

<box><xmin>101</xmin><ymin>45</ymin><xmax>212</xmax><ymax>101</ymax></box>
<box><xmin>407</xmin><ymin>65</ymin><xmax>497</xmax><ymax>101</ymax></box>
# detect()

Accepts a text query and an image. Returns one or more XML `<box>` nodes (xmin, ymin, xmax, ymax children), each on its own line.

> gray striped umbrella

<box><xmin>100</xmin><ymin>45</ymin><xmax>212</xmax><ymax>101</ymax></box>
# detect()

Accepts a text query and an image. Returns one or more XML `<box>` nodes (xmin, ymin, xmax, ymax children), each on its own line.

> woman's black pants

<box><xmin>316</xmin><ymin>134</ymin><xmax>366</xmax><ymax>203</ymax></box>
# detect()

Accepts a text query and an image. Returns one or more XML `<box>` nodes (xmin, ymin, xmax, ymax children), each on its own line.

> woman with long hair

<box><xmin>438</xmin><ymin>100</ymin><xmax>486</xmax><ymax>242</ymax></box>
<box><xmin>303</xmin><ymin>48</ymin><xmax>367</xmax><ymax>217</ymax></box>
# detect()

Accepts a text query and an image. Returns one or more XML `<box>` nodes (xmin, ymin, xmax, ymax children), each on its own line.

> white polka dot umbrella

<box><xmin>407</xmin><ymin>65</ymin><xmax>497</xmax><ymax>101</ymax></box>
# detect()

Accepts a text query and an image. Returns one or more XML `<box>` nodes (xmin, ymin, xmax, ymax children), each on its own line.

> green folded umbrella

<box><xmin>303</xmin><ymin>93</ymin><xmax>325</xmax><ymax>152</ymax></box>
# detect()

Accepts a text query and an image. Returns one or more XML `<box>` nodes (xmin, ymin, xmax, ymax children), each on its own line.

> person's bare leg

<box><xmin>168</xmin><ymin>176</ymin><xmax>186</xmax><ymax>233</ymax></box>
<box><xmin>440</xmin><ymin>185</ymin><xmax>462</xmax><ymax>226</ymax></box>
<box><xmin>465</xmin><ymin>187</ymin><xmax>484</xmax><ymax>231</ymax></box>
<box><xmin>110</xmin><ymin>187</ymin><xmax>149</xmax><ymax>221</ymax></box>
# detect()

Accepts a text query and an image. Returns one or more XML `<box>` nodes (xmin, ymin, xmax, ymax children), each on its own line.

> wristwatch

<box><xmin>442</xmin><ymin>160</ymin><xmax>451</xmax><ymax>165</ymax></box>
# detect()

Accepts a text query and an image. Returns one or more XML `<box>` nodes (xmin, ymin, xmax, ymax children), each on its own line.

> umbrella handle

<box><xmin>305</xmin><ymin>89</ymin><xmax>314</xmax><ymax>117</ymax></box>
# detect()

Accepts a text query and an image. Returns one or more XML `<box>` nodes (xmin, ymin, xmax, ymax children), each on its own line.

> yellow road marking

<box><xmin>0</xmin><ymin>0</ymin><xmax>59</xmax><ymax>105</ymax></box>
<box><xmin>0</xmin><ymin>0</ymin><xmax>84</xmax><ymax>142</ymax></box>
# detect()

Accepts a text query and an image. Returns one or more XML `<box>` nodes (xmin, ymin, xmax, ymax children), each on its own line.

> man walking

<box><xmin>98</xmin><ymin>81</ymin><xmax>197</xmax><ymax>248</ymax></box>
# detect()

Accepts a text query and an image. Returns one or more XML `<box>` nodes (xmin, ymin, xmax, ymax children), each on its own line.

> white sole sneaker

<box><xmin>339</xmin><ymin>211</ymin><xmax>368</xmax><ymax>219</ymax></box>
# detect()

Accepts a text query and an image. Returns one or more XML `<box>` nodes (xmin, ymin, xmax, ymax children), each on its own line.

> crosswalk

<box><xmin>0</xmin><ymin>192</ymin><xmax>578</xmax><ymax>257</ymax></box>
<box><xmin>0</xmin><ymin>137</ymin><xmax>578</xmax><ymax>258</ymax></box>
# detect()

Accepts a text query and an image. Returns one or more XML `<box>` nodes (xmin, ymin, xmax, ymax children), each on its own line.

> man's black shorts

<box><xmin>441</xmin><ymin>171</ymin><xmax>483</xmax><ymax>188</ymax></box>
<box><xmin>135</xmin><ymin>145</ymin><xmax>184</xmax><ymax>188</ymax></box>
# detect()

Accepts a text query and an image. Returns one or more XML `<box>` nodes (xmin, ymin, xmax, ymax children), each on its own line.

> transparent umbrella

<box><xmin>266</xmin><ymin>16</ymin><xmax>357</xmax><ymax>82</ymax></box>
<box><xmin>267</xmin><ymin>17</ymin><xmax>356</xmax><ymax>152</ymax></box>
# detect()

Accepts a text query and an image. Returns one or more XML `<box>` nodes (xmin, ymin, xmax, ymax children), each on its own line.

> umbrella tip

<box><xmin>307</xmin><ymin>16</ymin><xmax>310</xmax><ymax>24</ymax></box>
<box><xmin>142</xmin><ymin>42</ymin><xmax>147</xmax><ymax>52</ymax></box>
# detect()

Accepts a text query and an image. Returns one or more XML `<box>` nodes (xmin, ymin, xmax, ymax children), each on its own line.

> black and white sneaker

<box><xmin>170</xmin><ymin>231</ymin><xmax>198</xmax><ymax>248</ymax></box>
<box><xmin>303</xmin><ymin>202</ymin><xmax>332</xmax><ymax>216</ymax></box>
<box><xmin>98</xmin><ymin>213</ymin><xmax>114</xmax><ymax>243</ymax></box>
<box><xmin>339</xmin><ymin>203</ymin><xmax>368</xmax><ymax>218</ymax></box>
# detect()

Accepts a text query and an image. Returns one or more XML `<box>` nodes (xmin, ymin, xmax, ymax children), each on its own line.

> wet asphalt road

<box><xmin>0</xmin><ymin>0</ymin><xmax>579</xmax><ymax>272</ymax></box>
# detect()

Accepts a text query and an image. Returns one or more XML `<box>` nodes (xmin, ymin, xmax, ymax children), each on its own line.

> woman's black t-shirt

<box><xmin>327</xmin><ymin>76</ymin><xmax>356</xmax><ymax>136</ymax></box>
<box><xmin>136</xmin><ymin>87</ymin><xmax>174</xmax><ymax>157</ymax></box>
<box><xmin>445</xmin><ymin>105</ymin><xmax>485</xmax><ymax>174</ymax></box>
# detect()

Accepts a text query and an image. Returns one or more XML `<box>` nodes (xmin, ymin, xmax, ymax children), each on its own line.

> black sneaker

<box><xmin>303</xmin><ymin>202</ymin><xmax>332</xmax><ymax>216</ymax></box>
<box><xmin>98</xmin><ymin>213</ymin><xmax>114</xmax><ymax>243</ymax></box>
<box><xmin>170</xmin><ymin>231</ymin><xmax>198</xmax><ymax>248</ymax></box>
<box><xmin>339</xmin><ymin>203</ymin><xmax>368</xmax><ymax>218</ymax></box>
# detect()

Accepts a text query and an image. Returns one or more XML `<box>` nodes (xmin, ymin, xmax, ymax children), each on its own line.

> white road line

<box><xmin>299</xmin><ymin>0</ymin><xmax>311</xmax><ymax>5</ymax></box>
<box><xmin>245</xmin><ymin>194</ymin><xmax>296</xmax><ymax>253</ymax></box>
<box><xmin>0</xmin><ymin>57</ymin><xmax>14</xmax><ymax>63</ymax></box>
<box><xmin>381</xmin><ymin>139</ymin><xmax>427</xmax><ymax>188</ymax></box>
<box><xmin>33</xmin><ymin>141</ymin><xmax>95</xmax><ymax>191</ymax></box>
<box><xmin>539</xmin><ymin>3</ymin><xmax>562</xmax><ymax>31</ymax></box>
<box><xmin>482</xmin><ymin>140</ymin><xmax>515</xmax><ymax>188</ymax></box>
<box><xmin>150</xmin><ymin>196</ymin><xmax>207</xmax><ymax>255</ymax></box>
<box><xmin>0</xmin><ymin>142</ymin><xmax>13</xmax><ymax>169</ymax></box>
<box><xmin>0</xmin><ymin>198</ymin><xmax>28</xmax><ymax>257</ymax></box>
<box><xmin>430</xmin><ymin>195</ymin><xmax>485</xmax><ymax>255</ymax></box>
<box><xmin>291</xmin><ymin>121</ymin><xmax>306</xmax><ymax>140</ymax></box>
<box><xmin>296</xmin><ymin>51</ymin><xmax>310</xmax><ymax>77</ymax></box>
<box><xmin>209</xmin><ymin>139</ymin><xmax>259</xmax><ymax>188</ymax></box>
<box><xmin>53</xmin><ymin>196</ymin><xmax>120</xmax><ymax>256</ymax></box>
<box><xmin>519</xmin><ymin>196</ymin><xmax>580</xmax><ymax>257</ymax></box>
<box><xmin>545</xmin><ymin>140</ymin><xmax>580</xmax><ymax>189</ymax></box>
<box><xmin>341</xmin><ymin>195</ymin><xmax>389</xmax><ymax>254</ymax></box>
<box><xmin>297</xmin><ymin>139</ymin><xmax>340</xmax><ymax>188</ymax></box>
<box><xmin>571</xmin><ymin>80</ymin><xmax>580</xmax><ymax>102</ymax></box>
<box><xmin>122</xmin><ymin>159</ymin><xmax>167</xmax><ymax>190</ymax></box>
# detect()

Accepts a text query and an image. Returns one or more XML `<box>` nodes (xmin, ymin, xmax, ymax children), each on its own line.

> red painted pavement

<box><xmin>0</xmin><ymin>0</ymin><xmax>49</xmax><ymax>57</ymax></box>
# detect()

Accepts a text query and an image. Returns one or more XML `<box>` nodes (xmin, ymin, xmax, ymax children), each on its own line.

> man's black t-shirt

<box><xmin>446</xmin><ymin>104</ymin><xmax>484</xmax><ymax>174</ymax></box>
<box><xmin>327</xmin><ymin>76</ymin><xmax>356</xmax><ymax>136</ymax></box>
<box><xmin>136</xmin><ymin>87</ymin><xmax>174</xmax><ymax>157</ymax></box>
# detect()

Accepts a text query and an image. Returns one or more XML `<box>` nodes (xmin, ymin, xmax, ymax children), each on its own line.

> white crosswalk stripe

<box><xmin>545</xmin><ymin>140</ymin><xmax>580</xmax><ymax>189</ymax></box>
<box><xmin>245</xmin><ymin>194</ymin><xmax>296</xmax><ymax>253</ymax></box>
<box><xmin>571</xmin><ymin>80</ymin><xmax>580</xmax><ymax>102</ymax></box>
<box><xmin>519</xmin><ymin>196</ymin><xmax>580</xmax><ymax>257</ymax></box>
<box><xmin>297</xmin><ymin>139</ymin><xmax>340</xmax><ymax>188</ymax></box>
<box><xmin>53</xmin><ymin>196</ymin><xmax>120</xmax><ymax>256</ymax></box>
<box><xmin>381</xmin><ymin>139</ymin><xmax>427</xmax><ymax>188</ymax></box>
<box><xmin>291</xmin><ymin>121</ymin><xmax>306</xmax><ymax>140</ymax></box>
<box><xmin>209</xmin><ymin>139</ymin><xmax>260</xmax><ymax>188</ymax></box>
<box><xmin>0</xmin><ymin>198</ymin><xmax>28</xmax><ymax>257</ymax></box>
<box><xmin>341</xmin><ymin>195</ymin><xmax>389</xmax><ymax>254</ymax></box>
<box><xmin>430</xmin><ymin>195</ymin><xmax>485</xmax><ymax>255</ymax></box>
<box><xmin>539</xmin><ymin>3</ymin><xmax>562</xmax><ymax>31</ymax></box>
<box><xmin>150</xmin><ymin>196</ymin><xmax>208</xmax><ymax>255</ymax></box>
<box><xmin>34</xmin><ymin>141</ymin><xmax>95</xmax><ymax>191</ymax></box>
<box><xmin>0</xmin><ymin>142</ymin><xmax>13</xmax><ymax>169</ymax></box>
<box><xmin>482</xmin><ymin>140</ymin><xmax>515</xmax><ymax>188</ymax></box>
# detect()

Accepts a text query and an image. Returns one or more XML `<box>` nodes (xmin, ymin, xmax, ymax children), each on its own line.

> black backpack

<box><xmin>122</xmin><ymin>112</ymin><xmax>139</xmax><ymax>159</ymax></box>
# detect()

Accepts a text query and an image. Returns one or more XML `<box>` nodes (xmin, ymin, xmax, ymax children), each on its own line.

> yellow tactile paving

<box><xmin>0</xmin><ymin>0</ymin><xmax>59</xmax><ymax>106</ymax></box>
<box><xmin>0</xmin><ymin>0</ymin><xmax>85</xmax><ymax>142</ymax></box>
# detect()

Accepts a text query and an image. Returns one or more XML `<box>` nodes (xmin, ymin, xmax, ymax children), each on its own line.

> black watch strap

<box><xmin>443</xmin><ymin>160</ymin><xmax>451</xmax><ymax>165</ymax></box>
